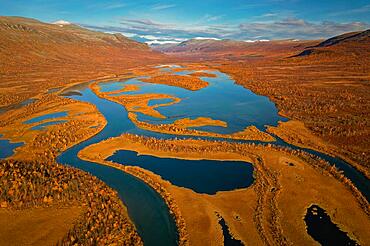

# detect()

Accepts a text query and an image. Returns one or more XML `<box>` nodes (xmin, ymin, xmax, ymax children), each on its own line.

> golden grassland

<box><xmin>128</xmin><ymin>112</ymin><xmax>275</xmax><ymax>142</ymax></box>
<box><xmin>113</xmin><ymin>94</ymin><xmax>179</xmax><ymax>119</ymax></box>
<box><xmin>188</xmin><ymin>71</ymin><xmax>217</xmax><ymax>78</ymax></box>
<box><xmin>0</xmin><ymin>159</ymin><xmax>142</xmax><ymax>245</ymax></box>
<box><xmin>1</xmin><ymin>22</ymin><xmax>369</xmax><ymax>245</ymax></box>
<box><xmin>141</xmin><ymin>74</ymin><xmax>209</xmax><ymax>91</ymax></box>
<box><xmin>0</xmin><ymin>206</ymin><xmax>82</xmax><ymax>246</ymax></box>
<box><xmin>108</xmin><ymin>84</ymin><xmax>140</xmax><ymax>95</ymax></box>
<box><xmin>0</xmin><ymin>94</ymin><xmax>106</xmax><ymax>161</ymax></box>
<box><xmin>267</xmin><ymin>120</ymin><xmax>370</xmax><ymax>179</ymax></box>
<box><xmin>173</xmin><ymin>117</ymin><xmax>227</xmax><ymax>128</ymax></box>
<box><xmin>79</xmin><ymin>133</ymin><xmax>370</xmax><ymax>246</ymax></box>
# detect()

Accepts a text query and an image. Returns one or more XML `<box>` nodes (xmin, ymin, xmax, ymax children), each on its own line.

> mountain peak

<box><xmin>52</xmin><ymin>20</ymin><xmax>71</xmax><ymax>27</ymax></box>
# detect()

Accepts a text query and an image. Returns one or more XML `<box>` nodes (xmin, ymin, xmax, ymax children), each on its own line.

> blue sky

<box><xmin>1</xmin><ymin>0</ymin><xmax>369</xmax><ymax>44</ymax></box>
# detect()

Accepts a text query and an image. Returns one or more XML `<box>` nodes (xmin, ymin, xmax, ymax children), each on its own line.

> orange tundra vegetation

<box><xmin>216</xmin><ymin>30</ymin><xmax>370</xmax><ymax>176</ymax></box>
<box><xmin>0</xmin><ymin>159</ymin><xmax>142</xmax><ymax>245</ymax></box>
<box><xmin>141</xmin><ymin>74</ymin><xmax>209</xmax><ymax>91</ymax></box>
<box><xmin>79</xmin><ymin>133</ymin><xmax>370</xmax><ymax>245</ymax></box>
<box><xmin>0</xmin><ymin>94</ymin><xmax>106</xmax><ymax>161</ymax></box>
<box><xmin>0</xmin><ymin>16</ymin><xmax>169</xmax><ymax>107</ymax></box>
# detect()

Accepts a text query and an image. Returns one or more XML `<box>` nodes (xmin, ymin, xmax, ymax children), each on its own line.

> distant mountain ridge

<box><xmin>313</xmin><ymin>29</ymin><xmax>370</xmax><ymax>48</ymax></box>
<box><xmin>0</xmin><ymin>16</ymin><xmax>149</xmax><ymax>50</ymax></box>
<box><xmin>0</xmin><ymin>16</ymin><xmax>166</xmax><ymax>107</ymax></box>
<box><xmin>153</xmin><ymin>38</ymin><xmax>271</xmax><ymax>53</ymax></box>
<box><xmin>153</xmin><ymin>37</ymin><xmax>319</xmax><ymax>59</ymax></box>
<box><xmin>294</xmin><ymin>29</ymin><xmax>370</xmax><ymax>57</ymax></box>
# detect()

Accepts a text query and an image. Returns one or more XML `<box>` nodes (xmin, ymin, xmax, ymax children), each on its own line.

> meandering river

<box><xmin>1</xmin><ymin>66</ymin><xmax>369</xmax><ymax>245</ymax></box>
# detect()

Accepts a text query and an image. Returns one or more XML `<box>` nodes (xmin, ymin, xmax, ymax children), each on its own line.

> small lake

<box><xmin>304</xmin><ymin>205</ymin><xmax>358</xmax><ymax>245</ymax></box>
<box><xmin>0</xmin><ymin>134</ymin><xmax>23</xmax><ymax>159</ymax></box>
<box><xmin>107</xmin><ymin>150</ymin><xmax>254</xmax><ymax>194</ymax></box>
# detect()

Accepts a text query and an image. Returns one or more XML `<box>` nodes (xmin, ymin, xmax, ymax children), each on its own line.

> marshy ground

<box><xmin>1</xmin><ymin>63</ymin><xmax>369</xmax><ymax>245</ymax></box>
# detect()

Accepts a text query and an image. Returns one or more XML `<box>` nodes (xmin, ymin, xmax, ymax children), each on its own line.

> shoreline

<box><xmin>78</xmin><ymin>133</ymin><xmax>370</xmax><ymax>245</ymax></box>
<box><xmin>267</xmin><ymin>120</ymin><xmax>370</xmax><ymax>180</ymax></box>
<box><xmin>77</xmin><ymin>150</ymin><xmax>189</xmax><ymax>246</ymax></box>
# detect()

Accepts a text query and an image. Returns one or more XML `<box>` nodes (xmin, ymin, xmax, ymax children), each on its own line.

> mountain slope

<box><xmin>294</xmin><ymin>29</ymin><xmax>370</xmax><ymax>57</ymax></box>
<box><xmin>153</xmin><ymin>38</ymin><xmax>319</xmax><ymax>60</ymax></box>
<box><xmin>0</xmin><ymin>16</ymin><xmax>166</xmax><ymax>107</ymax></box>
<box><xmin>314</xmin><ymin>29</ymin><xmax>370</xmax><ymax>47</ymax></box>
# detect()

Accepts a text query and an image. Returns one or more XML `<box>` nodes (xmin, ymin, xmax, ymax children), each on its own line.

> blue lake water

<box><xmin>31</xmin><ymin>120</ymin><xmax>68</xmax><ymax>130</ymax></box>
<box><xmin>101</xmin><ymin>71</ymin><xmax>287</xmax><ymax>134</ymax></box>
<box><xmin>304</xmin><ymin>205</ymin><xmax>358</xmax><ymax>245</ymax></box>
<box><xmin>147</xmin><ymin>98</ymin><xmax>175</xmax><ymax>107</ymax></box>
<box><xmin>107</xmin><ymin>150</ymin><xmax>254</xmax><ymax>194</ymax></box>
<box><xmin>99</xmin><ymin>80</ymin><xmax>125</xmax><ymax>93</ymax></box>
<box><xmin>0</xmin><ymin>134</ymin><xmax>23</xmax><ymax>159</ymax></box>
<box><xmin>218</xmin><ymin>215</ymin><xmax>244</xmax><ymax>246</ymax></box>
<box><xmin>24</xmin><ymin>111</ymin><xmax>67</xmax><ymax>124</ymax></box>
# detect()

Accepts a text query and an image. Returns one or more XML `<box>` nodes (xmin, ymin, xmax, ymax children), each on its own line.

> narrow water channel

<box><xmin>56</xmin><ymin>88</ymin><xmax>179</xmax><ymax>246</ymax></box>
<box><xmin>217</xmin><ymin>215</ymin><xmax>244</xmax><ymax>246</ymax></box>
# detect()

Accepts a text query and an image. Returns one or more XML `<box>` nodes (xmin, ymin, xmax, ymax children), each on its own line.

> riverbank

<box><xmin>141</xmin><ymin>74</ymin><xmax>209</xmax><ymax>91</ymax></box>
<box><xmin>77</xmin><ymin>140</ymin><xmax>189</xmax><ymax>246</ymax></box>
<box><xmin>267</xmin><ymin>120</ymin><xmax>370</xmax><ymax>179</ymax></box>
<box><xmin>128</xmin><ymin>112</ymin><xmax>276</xmax><ymax>142</ymax></box>
<box><xmin>0</xmin><ymin>88</ymin><xmax>145</xmax><ymax>244</ymax></box>
<box><xmin>79</xmin><ymin>133</ymin><xmax>370</xmax><ymax>245</ymax></box>
<box><xmin>0</xmin><ymin>94</ymin><xmax>106</xmax><ymax>161</ymax></box>
<box><xmin>0</xmin><ymin>159</ymin><xmax>142</xmax><ymax>245</ymax></box>
<box><xmin>217</xmin><ymin>59</ymin><xmax>370</xmax><ymax>177</ymax></box>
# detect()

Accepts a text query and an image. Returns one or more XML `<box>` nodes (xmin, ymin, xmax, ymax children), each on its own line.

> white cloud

<box><xmin>152</xmin><ymin>3</ymin><xmax>176</xmax><ymax>11</ymax></box>
<box><xmin>239</xmin><ymin>18</ymin><xmax>369</xmax><ymax>39</ymax></box>
<box><xmin>193</xmin><ymin>37</ymin><xmax>221</xmax><ymax>40</ymax></box>
<box><xmin>52</xmin><ymin>20</ymin><xmax>71</xmax><ymax>27</ymax></box>
<box><xmin>146</xmin><ymin>40</ymin><xmax>181</xmax><ymax>45</ymax></box>
<box><xmin>81</xmin><ymin>17</ymin><xmax>369</xmax><ymax>42</ymax></box>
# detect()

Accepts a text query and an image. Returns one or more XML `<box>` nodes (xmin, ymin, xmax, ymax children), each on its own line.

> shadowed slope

<box><xmin>294</xmin><ymin>29</ymin><xmax>370</xmax><ymax>57</ymax></box>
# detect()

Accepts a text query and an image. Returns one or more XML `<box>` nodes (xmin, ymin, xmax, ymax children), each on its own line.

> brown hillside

<box><xmin>153</xmin><ymin>38</ymin><xmax>319</xmax><ymax>60</ymax></box>
<box><xmin>0</xmin><ymin>16</ymin><xmax>167</xmax><ymax>107</ymax></box>
<box><xmin>293</xmin><ymin>29</ymin><xmax>370</xmax><ymax>59</ymax></box>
